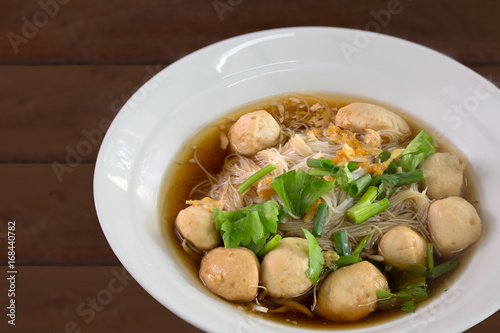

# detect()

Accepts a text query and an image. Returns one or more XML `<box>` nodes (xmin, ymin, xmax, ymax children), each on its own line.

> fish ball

<box><xmin>428</xmin><ymin>196</ymin><xmax>482</xmax><ymax>257</ymax></box>
<box><xmin>420</xmin><ymin>152</ymin><xmax>465</xmax><ymax>199</ymax></box>
<box><xmin>260</xmin><ymin>237</ymin><xmax>312</xmax><ymax>298</ymax></box>
<box><xmin>378</xmin><ymin>226</ymin><xmax>427</xmax><ymax>269</ymax></box>
<box><xmin>175</xmin><ymin>204</ymin><xmax>221</xmax><ymax>251</ymax></box>
<box><xmin>199</xmin><ymin>247</ymin><xmax>260</xmax><ymax>302</ymax></box>
<box><xmin>229</xmin><ymin>110</ymin><xmax>281</xmax><ymax>156</ymax></box>
<box><xmin>317</xmin><ymin>261</ymin><xmax>388</xmax><ymax>322</ymax></box>
<box><xmin>335</xmin><ymin>102</ymin><xmax>410</xmax><ymax>142</ymax></box>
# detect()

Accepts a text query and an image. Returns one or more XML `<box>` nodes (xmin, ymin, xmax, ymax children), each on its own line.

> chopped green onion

<box><xmin>427</xmin><ymin>243</ymin><xmax>434</xmax><ymax>269</ymax></box>
<box><xmin>353</xmin><ymin>185</ymin><xmax>378</xmax><ymax>204</ymax></box>
<box><xmin>257</xmin><ymin>234</ymin><xmax>282</xmax><ymax>256</ymax></box>
<box><xmin>308</xmin><ymin>169</ymin><xmax>338</xmax><ymax>177</ymax></box>
<box><xmin>386</xmin><ymin>160</ymin><xmax>399</xmax><ymax>174</ymax></box>
<box><xmin>406</xmin><ymin>264</ymin><xmax>427</xmax><ymax>275</ymax></box>
<box><xmin>347</xmin><ymin>186</ymin><xmax>390</xmax><ymax>224</ymax></box>
<box><xmin>347</xmin><ymin>198</ymin><xmax>390</xmax><ymax>224</ymax></box>
<box><xmin>333</xmin><ymin>229</ymin><xmax>351</xmax><ymax>256</ymax></box>
<box><xmin>371</xmin><ymin>169</ymin><xmax>425</xmax><ymax>187</ymax></box>
<box><xmin>379</xmin><ymin>151</ymin><xmax>391</xmax><ymax>163</ymax></box>
<box><xmin>348</xmin><ymin>173</ymin><xmax>372</xmax><ymax>198</ymax></box>
<box><xmin>352</xmin><ymin>234</ymin><xmax>371</xmax><ymax>255</ymax></box>
<box><xmin>307</xmin><ymin>157</ymin><xmax>336</xmax><ymax>170</ymax></box>
<box><xmin>237</xmin><ymin>163</ymin><xmax>276</xmax><ymax>193</ymax></box>
<box><xmin>425</xmin><ymin>258</ymin><xmax>459</xmax><ymax>279</ymax></box>
<box><xmin>312</xmin><ymin>203</ymin><xmax>329</xmax><ymax>237</ymax></box>
<box><xmin>335</xmin><ymin>253</ymin><xmax>360</xmax><ymax>267</ymax></box>
<box><xmin>347</xmin><ymin>161</ymin><xmax>358</xmax><ymax>171</ymax></box>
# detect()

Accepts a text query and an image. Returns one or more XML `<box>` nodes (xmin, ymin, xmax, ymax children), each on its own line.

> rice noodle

<box><xmin>200</xmin><ymin>94</ymin><xmax>432</xmax><ymax>254</ymax></box>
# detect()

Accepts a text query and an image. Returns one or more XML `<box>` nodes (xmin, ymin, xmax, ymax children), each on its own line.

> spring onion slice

<box><xmin>427</xmin><ymin>243</ymin><xmax>434</xmax><ymax>269</ymax></box>
<box><xmin>348</xmin><ymin>173</ymin><xmax>372</xmax><ymax>198</ymax></box>
<box><xmin>257</xmin><ymin>234</ymin><xmax>282</xmax><ymax>256</ymax></box>
<box><xmin>347</xmin><ymin>186</ymin><xmax>390</xmax><ymax>224</ymax></box>
<box><xmin>352</xmin><ymin>234</ymin><xmax>371</xmax><ymax>255</ymax></box>
<box><xmin>334</xmin><ymin>254</ymin><xmax>360</xmax><ymax>267</ymax></box>
<box><xmin>312</xmin><ymin>203</ymin><xmax>329</xmax><ymax>237</ymax></box>
<box><xmin>306</xmin><ymin>157</ymin><xmax>336</xmax><ymax>170</ymax></box>
<box><xmin>333</xmin><ymin>229</ymin><xmax>350</xmax><ymax>256</ymax></box>
<box><xmin>308</xmin><ymin>169</ymin><xmax>338</xmax><ymax>177</ymax></box>
<box><xmin>425</xmin><ymin>258</ymin><xmax>459</xmax><ymax>279</ymax></box>
<box><xmin>347</xmin><ymin>161</ymin><xmax>358</xmax><ymax>171</ymax></box>
<box><xmin>371</xmin><ymin>169</ymin><xmax>425</xmax><ymax>187</ymax></box>
<box><xmin>237</xmin><ymin>163</ymin><xmax>276</xmax><ymax>193</ymax></box>
<box><xmin>379</xmin><ymin>150</ymin><xmax>391</xmax><ymax>163</ymax></box>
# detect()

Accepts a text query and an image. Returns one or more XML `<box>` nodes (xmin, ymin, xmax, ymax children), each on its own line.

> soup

<box><xmin>162</xmin><ymin>94</ymin><xmax>481</xmax><ymax>327</ymax></box>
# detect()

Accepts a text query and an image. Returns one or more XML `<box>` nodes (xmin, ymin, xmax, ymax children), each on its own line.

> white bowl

<box><xmin>94</xmin><ymin>27</ymin><xmax>500</xmax><ymax>333</ymax></box>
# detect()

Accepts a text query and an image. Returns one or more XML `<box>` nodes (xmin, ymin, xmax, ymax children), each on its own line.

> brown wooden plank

<box><xmin>0</xmin><ymin>266</ymin><xmax>203</xmax><ymax>333</ymax></box>
<box><xmin>1</xmin><ymin>64</ymin><xmax>499</xmax><ymax>161</ymax></box>
<box><xmin>0</xmin><ymin>164</ymin><xmax>119</xmax><ymax>264</ymax></box>
<box><xmin>0</xmin><ymin>265</ymin><xmax>497</xmax><ymax>332</ymax></box>
<box><xmin>0</xmin><ymin>65</ymin><xmax>166</xmax><ymax>161</ymax></box>
<box><xmin>0</xmin><ymin>0</ymin><xmax>499</xmax><ymax>64</ymax></box>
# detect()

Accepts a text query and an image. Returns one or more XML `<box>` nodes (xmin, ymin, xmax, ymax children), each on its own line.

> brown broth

<box><xmin>159</xmin><ymin>93</ymin><xmax>480</xmax><ymax>329</ymax></box>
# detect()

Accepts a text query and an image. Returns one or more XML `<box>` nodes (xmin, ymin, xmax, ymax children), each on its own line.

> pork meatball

<box><xmin>174</xmin><ymin>199</ymin><xmax>221</xmax><ymax>251</ymax></box>
<box><xmin>228</xmin><ymin>110</ymin><xmax>281</xmax><ymax>156</ymax></box>
<box><xmin>419</xmin><ymin>152</ymin><xmax>465</xmax><ymax>199</ymax></box>
<box><xmin>378</xmin><ymin>226</ymin><xmax>427</xmax><ymax>269</ymax></box>
<box><xmin>317</xmin><ymin>261</ymin><xmax>388</xmax><ymax>322</ymax></box>
<box><xmin>199</xmin><ymin>247</ymin><xmax>260</xmax><ymax>302</ymax></box>
<box><xmin>428</xmin><ymin>196</ymin><xmax>482</xmax><ymax>257</ymax></box>
<box><xmin>260</xmin><ymin>237</ymin><xmax>312</xmax><ymax>298</ymax></box>
<box><xmin>335</xmin><ymin>102</ymin><xmax>410</xmax><ymax>142</ymax></box>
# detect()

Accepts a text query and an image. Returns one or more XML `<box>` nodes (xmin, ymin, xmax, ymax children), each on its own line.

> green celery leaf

<box><xmin>399</xmin><ymin>130</ymin><xmax>436</xmax><ymax>171</ymax></box>
<box><xmin>213</xmin><ymin>200</ymin><xmax>282</xmax><ymax>251</ymax></box>
<box><xmin>377</xmin><ymin>179</ymin><xmax>399</xmax><ymax>199</ymax></box>
<box><xmin>302</xmin><ymin>228</ymin><xmax>325</xmax><ymax>285</ymax></box>
<box><xmin>401</xmin><ymin>300</ymin><xmax>416</xmax><ymax>313</ymax></box>
<box><xmin>377</xmin><ymin>289</ymin><xmax>394</xmax><ymax>300</ymax></box>
<box><xmin>335</xmin><ymin>163</ymin><xmax>355</xmax><ymax>192</ymax></box>
<box><xmin>396</xmin><ymin>282</ymin><xmax>429</xmax><ymax>300</ymax></box>
<box><xmin>270</xmin><ymin>169</ymin><xmax>335</xmax><ymax>217</ymax></box>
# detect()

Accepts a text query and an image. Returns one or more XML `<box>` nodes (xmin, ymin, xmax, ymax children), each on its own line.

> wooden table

<box><xmin>1</xmin><ymin>1</ymin><xmax>499</xmax><ymax>332</ymax></box>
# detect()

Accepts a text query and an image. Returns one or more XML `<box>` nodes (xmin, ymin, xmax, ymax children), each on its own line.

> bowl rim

<box><xmin>94</xmin><ymin>26</ymin><xmax>500</xmax><ymax>333</ymax></box>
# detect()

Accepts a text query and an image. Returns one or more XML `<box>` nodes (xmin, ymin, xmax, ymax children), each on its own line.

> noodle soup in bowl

<box><xmin>94</xmin><ymin>27</ymin><xmax>500</xmax><ymax>333</ymax></box>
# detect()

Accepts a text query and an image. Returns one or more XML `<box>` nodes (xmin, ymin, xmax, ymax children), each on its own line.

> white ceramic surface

<box><xmin>94</xmin><ymin>27</ymin><xmax>500</xmax><ymax>333</ymax></box>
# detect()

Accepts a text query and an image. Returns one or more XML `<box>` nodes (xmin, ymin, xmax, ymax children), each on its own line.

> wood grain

<box><xmin>0</xmin><ymin>164</ymin><xmax>118</xmax><ymax>264</ymax></box>
<box><xmin>0</xmin><ymin>266</ymin><xmax>203</xmax><ymax>333</ymax></box>
<box><xmin>1</xmin><ymin>65</ymin><xmax>499</xmax><ymax>161</ymax></box>
<box><xmin>0</xmin><ymin>266</ymin><xmax>495</xmax><ymax>332</ymax></box>
<box><xmin>0</xmin><ymin>0</ymin><xmax>499</xmax><ymax>64</ymax></box>
<box><xmin>0</xmin><ymin>65</ymin><xmax>166</xmax><ymax>162</ymax></box>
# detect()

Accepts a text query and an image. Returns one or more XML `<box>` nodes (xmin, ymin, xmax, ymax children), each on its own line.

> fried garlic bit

<box><xmin>185</xmin><ymin>197</ymin><xmax>225</xmax><ymax>211</ymax></box>
<box><xmin>323</xmin><ymin>250</ymin><xmax>340</xmax><ymax>270</ymax></box>
<box><xmin>257</xmin><ymin>177</ymin><xmax>275</xmax><ymax>200</ymax></box>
